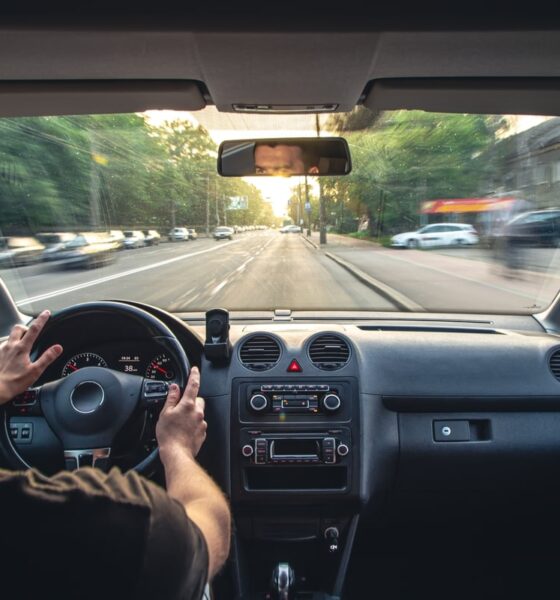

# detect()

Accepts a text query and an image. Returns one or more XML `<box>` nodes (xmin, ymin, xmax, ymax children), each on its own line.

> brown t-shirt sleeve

<box><xmin>0</xmin><ymin>466</ymin><xmax>209</xmax><ymax>600</ymax></box>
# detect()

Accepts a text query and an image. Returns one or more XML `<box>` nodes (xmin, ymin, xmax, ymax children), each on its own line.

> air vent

<box><xmin>550</xmin><ymin>349</ymin><xmax>560</xmax><ymax>381</ymax></box>
<box><xmin>239</xmin><ymin>335</ymin><xmax>281</xmax><ymax>371</ymax></box>
<box><xmin>308</xmin><ymin>334</ymin><xmax>350</xmax><ymax>371</ymax></box>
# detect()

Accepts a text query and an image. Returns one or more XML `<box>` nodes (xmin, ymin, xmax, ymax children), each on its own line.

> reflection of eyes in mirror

<box><xmin>254</xmin><ymin>143</ymin><xmax>320</xmax><ymax>176</ymax></box>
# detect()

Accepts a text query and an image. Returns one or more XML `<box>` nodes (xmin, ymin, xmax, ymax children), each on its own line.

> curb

<box><xmin>301</xmin><ymin>235</ymin><xmax>319</xmax><ymax>250</ymax></box>
<box><xmin>324</xmin><ymin>252</ymin><xmax>424</xmax><ymax>312</ymax></box>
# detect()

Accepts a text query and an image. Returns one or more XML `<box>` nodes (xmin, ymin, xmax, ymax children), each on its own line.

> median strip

<box><xmin>324</xmin><ymin>252</ymin><xmax>424</xmax><ymax>312</ymax></box>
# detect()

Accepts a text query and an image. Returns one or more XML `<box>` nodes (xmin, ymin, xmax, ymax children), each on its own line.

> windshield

<box><xmin>2</xmin><ymin>108</ymin><xmax>560</xmax><ymax>315</ymax></box>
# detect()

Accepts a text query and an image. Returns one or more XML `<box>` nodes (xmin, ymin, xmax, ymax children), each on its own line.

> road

<box><xmin>0</xmin><ymin>232</ymin><xmax>396</xmax><ymax>314</ymax></box>
<box><xmin>2</xmin><ymin>230</ymin><xmax>559</xmax><ymax>315</ymax></box>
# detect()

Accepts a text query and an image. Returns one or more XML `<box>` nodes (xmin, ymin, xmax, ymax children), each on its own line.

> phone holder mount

<box><xmin>204</xmin><ymin>308</ymin><xmax>232</xmax><ymax>363</ymax></box>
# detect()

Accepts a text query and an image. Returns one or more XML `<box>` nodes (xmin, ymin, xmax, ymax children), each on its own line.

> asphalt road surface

<box><xmin>1</xmin><ymin>232</ymin><xmax>396</xmax><ymax>314</ymax></box>
<box><xmin>3</xmin><ymin>230</ymin><xmax>559</xmax><ymax>316</ymax></box>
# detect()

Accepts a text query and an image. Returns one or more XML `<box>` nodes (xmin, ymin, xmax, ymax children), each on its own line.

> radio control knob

<box><xmin>337</xmin><ymin>443</ymin><xmax>349</xmax><ymax>457</ymax></box>
<box><xmin>323</xmin><ymin>394</ymin><xmax>341</xmax><ymax>412</ymax></box>
<box><xmin>241</xmin><ymin>444</ymin><xmax>254</xmax><ymax>458</ymax></box>
<box><xmin>249</xmin><ymin>394</ymin><xmax>268</xmax><ymax>412</ymax></box>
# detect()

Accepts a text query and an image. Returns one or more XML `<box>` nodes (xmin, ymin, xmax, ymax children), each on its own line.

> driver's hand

<box><xmin>156</xmin><ymin>367</ymin><xmax>207</xmax><ymax>461</ymax></box>
<box><xmin>0</xmin><ymin>310</ymin><xmax>63</xmax><ymax>405</ymax></box>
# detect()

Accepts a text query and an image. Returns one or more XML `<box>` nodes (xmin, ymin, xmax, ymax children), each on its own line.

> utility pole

<box><xmin>297</xmin><ymin>183</ymin><xmax>302</xmax><ymax>226</ymax></box>
<box><xmin>223</xmin><ymin>194</ymin><xmax>228</xmax><ymax>226</ymax></box>
<box><xmin>305</xmin><ymin>175</ymin><xmax>311</xmax><ymax>236</ymax></box>
<box><xmin>215</xmin><ymin>187</ymin><xmax>220</xmax><ymax>226</ymax></box>
<box><xmin>206</xmin><ymin>175</ymin><xmax>210</xmax><ymax>237</ymax></box>
<box><xmin>170</xmin><ymin>199</ymin><xmax>176</xmax><ymax>231</ymax></box>
<box><xmin>316</xmin><ymin>114</ymin><xmax>327</xmax><ymax>245</ymax></box>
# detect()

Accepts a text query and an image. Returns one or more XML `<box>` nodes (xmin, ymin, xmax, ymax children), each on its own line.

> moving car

<box><xmin>213</xmin><ymin>226</ymin><xmax>234</xmax><ymax>240</ymax></box>
<box><xmin>188</xmin><ymin>228</ymin><xmax>198</xmax><ymax>240</ymax></box>
<box><xmin>4</xmin><ymin>8</ymin><xmax>560</xmax><ymax>600</ymax></box>
<box><xmin>0</xmin><ymin>236</ymin><xmax>45</xmax><ymax>267</ymax></box>
<box><xmin>37</xmin><ymin>232</ymin><xmax>77</xmax><ymax>261</ymax></box>
<box><xmin>391</xmin><ymin>223</ymin><xmax>479</xmax><ymax>248</ymax></box>
<box><xmin>168</xmin><ymin>227</ymin><xmax>190</xmax><ymax>241</ymax></box>
<box><xmin>53</xmin><ymin>232</ymin><xmax>118</xmax><ymax>268</ymax></box>
<box><xmin>497</xmin><ymin>209</ymin><xmax>560</xmax><ymax>247</ymax></box>
<box><xmin>142</xmin><ymin>229</ymin><xmax>161</xmax><ymax>246</ymax></box>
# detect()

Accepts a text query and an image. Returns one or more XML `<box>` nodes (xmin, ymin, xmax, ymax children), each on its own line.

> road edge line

<box><xmin>324</xmin><ymin>251</ymin><xmax>424</xmax><ymax>312</ymax></box>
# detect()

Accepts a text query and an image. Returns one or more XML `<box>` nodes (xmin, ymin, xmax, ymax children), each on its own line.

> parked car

<box><xmin>123</xmin><ymin>230</ymin><xmax>146</xmax><ymax>249</ymax></box>
<box><xmin>37</xmin><ymin>232</ymin><xmax>77</xmax><ymax>261</ymax></box>
<box><xmin>53</xmin><ymin>232</ymin><xmax>118</xmax><ymax>269</ymax></box>
<box><xmin>168</xmin><ymin>227</ymin><xmax>190</xmax><ymax>241</ymax></box>
<box><xmin>213</xmin><ymin>226</ymin><xmax>234</xmax><ymax>240</ymax></box>
<box><xmin>0</xmin><ymin>236</ymin><xmax>45</xmax><ymax>267</ymax></box>
<box><xmin>142</xmin><ymin>230</ymin><xmax>161</xmax><ymax>246</ymax></box>
<box><xmin>391</xmin><ymin>223</ymin><xmax>479</xmax><ymax>248</ymax></box>
<box><xmin>187</xmin><ymin>228</ymin><xmax>198</xmax><ymax>240</ymax></box>
<box><xmin>108</xmin><ymin>229</ymin><xmax>126</xmax><ymax>250</ymax></box>
<box><xmin>494</xmin><ymin>209</ymin><xmax>560</xmax><ymax>248</ymax></box>
<box><xmin>280</xmin><ymin>224</ymin><xmax>302</xmax><ymax>233</ymax></box>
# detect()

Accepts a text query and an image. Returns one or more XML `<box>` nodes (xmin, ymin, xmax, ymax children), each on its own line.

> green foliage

<box><xmin>0</xmin><ymin>113</ymin><xmax>271</xmax><ymax>235</ymax></box>
<box><xmin>324</xmin><ymin>108</ymin><xmax>507</xmax><ymax>234</ymax></box>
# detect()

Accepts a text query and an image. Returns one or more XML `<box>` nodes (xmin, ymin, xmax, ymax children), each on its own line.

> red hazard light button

<box><xmin>287</xmin><ymin>359</ymin><xmax>302</xmax><ymax>373</ymax></box>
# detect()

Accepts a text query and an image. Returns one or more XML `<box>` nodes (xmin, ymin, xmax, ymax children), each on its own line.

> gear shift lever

<box><xmin>271</xmin><ymin>562</ymin><xmax>295</xmax><ymax>600</ymax></box>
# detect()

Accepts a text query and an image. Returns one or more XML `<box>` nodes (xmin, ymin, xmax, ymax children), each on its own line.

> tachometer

<box><xmin>145</xmin><ymin>353</ymin><xmax>176</xmax><ymax>381</ymax></box>
<box><xmin>62</xmin><ymin>352</ymin><xmax>108</xmax><ymax>377</ymax></box>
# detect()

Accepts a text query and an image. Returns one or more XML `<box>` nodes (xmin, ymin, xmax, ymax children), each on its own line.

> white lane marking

<box><xmin>16</xmin><ymin>239</ymin><xmax>242</xmax><ymax>306</ymax></box>
<box><xmin>210</xmin><ymin>280</ymin><xmax>229</xmax><ymax>296</ymax></box>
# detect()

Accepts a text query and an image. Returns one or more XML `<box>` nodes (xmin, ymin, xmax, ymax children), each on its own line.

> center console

<box><xmin>230</xmin><ymin>377</ymin><xmax>360</xmax><ymax>599</ymax></box>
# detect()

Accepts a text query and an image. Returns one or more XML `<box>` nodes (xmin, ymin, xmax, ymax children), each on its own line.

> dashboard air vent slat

<box><xmin>308</xmin><ymin>334</ymin><xmax>350</xmax><ymax>371</ymax></box>
<box><xmin>239</xmin><ymin>335</ymin><xmax>281</xmax><ymax>371</ymax></box>
<box><xmin>550</xmin><ymin>349</ymin><xmax>560</xmax><ymax>381</ymax></box>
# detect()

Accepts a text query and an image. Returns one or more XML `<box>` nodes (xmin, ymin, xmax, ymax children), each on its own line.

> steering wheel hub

<box><xmin>70</xmin><ymin>381</ymin><xmax>105</xmax><ymax>414</ymax></box>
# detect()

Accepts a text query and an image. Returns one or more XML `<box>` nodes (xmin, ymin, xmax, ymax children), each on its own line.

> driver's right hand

<box><xmin>156</xmin><ymin>367</ymin><xmax>207</xmax><ymax>462</ymax></box>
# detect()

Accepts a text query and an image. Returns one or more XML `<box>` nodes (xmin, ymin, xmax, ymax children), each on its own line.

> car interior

<box><xmin>3</xmin><ymin>6</ymin><xmax>560</xmax><ymax>600</ymax></box>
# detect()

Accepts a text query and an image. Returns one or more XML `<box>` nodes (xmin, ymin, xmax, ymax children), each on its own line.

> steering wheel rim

<box><xmin>0</xmin><ymin>301</ymin><xmax>190</xmax><ymax>475</ymax></box>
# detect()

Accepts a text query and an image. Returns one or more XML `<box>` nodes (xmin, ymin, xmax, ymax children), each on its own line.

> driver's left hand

<box><xmin>0</xmin><ymin>310</ymin><xmax>63</xmax><ymax>405</ymax></box>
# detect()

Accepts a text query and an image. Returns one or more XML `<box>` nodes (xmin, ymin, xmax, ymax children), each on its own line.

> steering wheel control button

<box><xmin>249</xmin><ymin>394</ymin><xmax>268</xmax><ymax>412</ymax></box>
<box><xmin>337</xmin><ymin>443</ymin><xmax>350</xmax><ymax>457</ymax></box>
<box><xmin>143</xmin><ymin>381</ymin><xmax>169</xmax><ymax>404</ymax></box>
<box><xmin>433</xmin><ymin>420</ymin><xmax>470</xmax><ymax>442</ymax></box>
<box><xmin>242</xmin><ymin>444</ymin><xmax>254</xmax><ymax>458</ymax></box>
<box><xmin>12</xmin><ymin>388</ymin><xmax>38</xmax><ymax>407</ymax></box>
<box><xmin>70</xmin><ymin>381</ymin><xmax>105</xmax><ymax>414</ymax></box>
<box><xmin>323</xmin><ymin>394</ymin><xmax>341</xmax><ymax>412</ymax></box>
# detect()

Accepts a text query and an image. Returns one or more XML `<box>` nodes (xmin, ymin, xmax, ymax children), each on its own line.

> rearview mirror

<box><xmin>218</xmin><ymin>137</ymin><xmax>351</xmax><ymax>177</ymax></box>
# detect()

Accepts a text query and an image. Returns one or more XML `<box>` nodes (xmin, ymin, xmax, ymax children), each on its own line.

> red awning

<box><xmin>420</xmin><ymin>197</ymin><xmax>516</xmax><ymax>214</ymax></box>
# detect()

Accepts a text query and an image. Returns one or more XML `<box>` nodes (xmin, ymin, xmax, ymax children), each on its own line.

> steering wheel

<box><xmin>0</xmin><ymin>301</ymin><xmax>190</xmax><ymax>475</ymax></box>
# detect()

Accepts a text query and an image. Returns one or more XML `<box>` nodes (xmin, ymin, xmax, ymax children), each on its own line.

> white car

<box><xmin>391</xmin><ymin>223</ymin><xmax>479</xmax><ymax>249</ymax></box>
<box><xmin>280</xmin><ymin>225</ymin><xmax>302</xmax><ymax>233</ymax></box>
<box><xmin>122</xmin><ymin>230</ymin><xmax>146</xmax><ymax>249</ymax></box>
<box><xmin>168</xmin><ymin>227</ymin><xmax>190</xmax><ymax>241</ymax></box>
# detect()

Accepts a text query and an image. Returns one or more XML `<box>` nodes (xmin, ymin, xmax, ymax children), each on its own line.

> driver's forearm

<box><xmin>162</xmin><ymin>449</ymin><xmax>231</xmax><ymax>576</ymax></box>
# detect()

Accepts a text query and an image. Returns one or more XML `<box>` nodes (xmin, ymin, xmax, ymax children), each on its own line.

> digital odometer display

<box><xmin>117</xmin><ymin>354</ymin><xmax>142</xmax><ymax>375</ymax></box>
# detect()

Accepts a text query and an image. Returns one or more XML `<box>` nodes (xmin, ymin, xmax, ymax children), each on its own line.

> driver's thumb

<box><xmin>163</xmin><ymin>383</ymin><xmax>181</xmax><ymax>410</ymax></box>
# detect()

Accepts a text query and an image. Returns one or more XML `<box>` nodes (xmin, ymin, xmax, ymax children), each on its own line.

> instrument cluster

<box><xmin>56</xmin><ymin>341</ymin><xmax>178</xmax><ymax>383</ymax></box>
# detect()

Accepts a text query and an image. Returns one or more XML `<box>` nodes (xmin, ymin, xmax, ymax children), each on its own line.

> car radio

<box><xmin>247</xmin><ymin>384</ymin><xmax>344</xmax><ymax>415</ymax></box>
<box><xmin>239</xmin><ymin>430</ymin><xmax>351</xmax><ymax>465</ymax></box>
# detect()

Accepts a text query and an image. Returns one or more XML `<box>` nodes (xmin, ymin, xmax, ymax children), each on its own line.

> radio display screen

<box><xmin>271</xmin><ymin>439</ymin><xmax>319</xmax><ymax>458</ymax></box>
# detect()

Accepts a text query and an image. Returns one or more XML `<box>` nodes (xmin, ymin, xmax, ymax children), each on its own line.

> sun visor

<box><xmin>0</xmin><ymin>80</ymin><xmax>206</xmax><ymax>117</ymax></box>
<box><xmin>364</xmin><ymin>78</ymin><xmax>560</xmax><ymax>116</ymax></box>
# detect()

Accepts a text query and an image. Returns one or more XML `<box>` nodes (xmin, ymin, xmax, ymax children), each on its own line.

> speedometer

<box><xmin>62</xmin><ymin>352</ymin><xmax>108</xmax><ymax>377</ymax></box>
<box><xmin>145</xmin><ymin>353</ymin><xmax>176</xmax><ymax>381</ymax></box>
